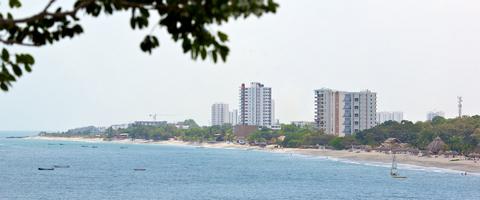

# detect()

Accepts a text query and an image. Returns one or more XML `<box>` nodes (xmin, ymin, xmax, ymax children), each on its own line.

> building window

<box><xmin>354</xmin><ymin>121</ymin><xmax>359</xmax><ymax>125</ymax></box>
<box><xmin>354</xmin><ymin>114</ymin><xmax>359</xmax><ymax>117</ymax></box>
<box><xmin>354</xmin><ymin>106</ymin><xmax>359</xmax><ymax>109</ymax></box>
<box><xmin>354</xmin><ymin>98</ymin><xmax>359</xmax><ymax>102</ymax></box>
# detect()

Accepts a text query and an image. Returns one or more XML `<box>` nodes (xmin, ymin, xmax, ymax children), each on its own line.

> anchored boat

<box><xmin>53</xmin><ymin>165</ymin><xmax>70</xmax><ymax>168</ymax></box>
<box><xmin>38</xmin><ymin>167</ymin><xmax>54</xmax><ymax>171</ymax></box>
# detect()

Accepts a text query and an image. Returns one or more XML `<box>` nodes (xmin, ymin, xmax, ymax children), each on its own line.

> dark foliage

<box><xmin>0</xmin><ymin>0</ymin><xmax>278</xmax><ymax>91</ymax></box>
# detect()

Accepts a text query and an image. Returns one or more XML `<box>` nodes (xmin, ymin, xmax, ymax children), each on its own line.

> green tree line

<box><xmin>43</xmin><ymin>116</ymin><xmax>480</xmax><ymax>154</ymax></box>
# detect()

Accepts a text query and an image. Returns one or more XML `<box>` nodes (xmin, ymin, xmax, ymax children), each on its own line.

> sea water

<box><xmin>1</xmin><ymin>131</ymin><xmax>479</xmax><ymax>200</ymax></box>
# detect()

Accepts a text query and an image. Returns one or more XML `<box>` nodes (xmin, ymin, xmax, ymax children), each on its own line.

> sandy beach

<box><xmin>28</xmin><ymin>136</ymin><xmax>480</xmax><ymax>174</ymax></box>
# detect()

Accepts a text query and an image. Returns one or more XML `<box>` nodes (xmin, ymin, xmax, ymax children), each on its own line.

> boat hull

<box><xmin>38</xmin><ymin>168</ymin><xmax>54</xmax><ymax>170</ymax></box>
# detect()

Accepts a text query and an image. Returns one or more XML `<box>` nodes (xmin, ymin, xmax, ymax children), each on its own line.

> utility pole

<box><xmin>457</xmin><ymin>96</ymin><xmax>463</xmax><ymax>118</ymax></box>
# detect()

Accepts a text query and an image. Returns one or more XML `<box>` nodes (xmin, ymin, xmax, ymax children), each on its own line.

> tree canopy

<box><xmin>0</xmin><ymin>0</ymin><xmax>278</xmax><ymax>91</ymax></box>
<box><xmin>356</xmin><ymin>116</ymin><xmax>480</xmax><ymax>154</ymax></box>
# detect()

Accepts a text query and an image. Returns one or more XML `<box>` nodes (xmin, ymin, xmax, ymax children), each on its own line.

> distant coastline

<box><xmin>28</xmin><ymin>136</ymin><xmax>480</xmax><ymax>174</ymax></box>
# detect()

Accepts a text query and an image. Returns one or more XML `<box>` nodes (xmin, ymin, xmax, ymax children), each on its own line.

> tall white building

<box><xmin>427</xmin><ymin>111</ymin><xmax>445</xmax><ymax>121</ymax></box>
<box><xmin>239</xmin><ymin>82</ymin><xmax>274</xmax><ymax>127</ymax></box>
<box><xmin>377</xmin><ymin>112</ymin><xmax>404</xmax><ymax>124</ymax></box>
<box><xmin>315</xmin><ymin>88</ymin><xmax>377</xmax><ymax>136</ymax></box>
<box><xmin>211</xmin><ymin>103</ymin><xmax>230</xmax><ymax>126</ymax></box>
<box><xmin>229</xmin><ymin>109</ymin><xmax>239</xmax><ymax>125</ymax></box>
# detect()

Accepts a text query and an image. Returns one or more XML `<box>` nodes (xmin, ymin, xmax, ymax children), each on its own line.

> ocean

<box><xmin>1</xmin><ymin>131</ymin><xmax>479</xmax><ymax>200</ymax></box>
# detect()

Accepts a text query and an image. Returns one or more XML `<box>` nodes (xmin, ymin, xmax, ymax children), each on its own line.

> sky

<box><xmin>1</xmin><ymin>0</ymin><xmax>480</xmax><ymax>131</ymax></box>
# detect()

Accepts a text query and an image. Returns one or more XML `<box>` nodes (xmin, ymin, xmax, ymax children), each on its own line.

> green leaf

<box><xmin>8</xmin><ymin>0</ymin><xmax>22</xmax><ymax>8</ymax></box>
<box><xmin>130</xmin><ymin>17</ymin><xmax>136</xmax><ymax>29</ymax></box>
<box><xmin>11</xmin><ymin>64</ymin><xmax>22</xmax><ymax>76</ymax></box>
<box><xmin>1</xmin><ymin>49</ymin><xmax>9</xmax><ymax>61</ymax></box>
<box><xmin>0</xmin><ymin>83</ymin><xmax>8</xmax><ymax>91</ymax></box>
<box><xmin>217</xmin><ymin>31</ymin><xmax>228</xmax><ymax>42</ymax></box>
<box><xmin>182</xmin><ymin>39</ymin><xmax>191</xmax><ymax>53</ymax></box>
<box><xmin>24</xmin><ymin>54</ymin><xmax>34</xmax><ymax>65</ymax></box>
<box><xmin>219</xmin><ymin>46</ymin><xmax>229</xmax><ymax>62</ymax></box>
<box><xmin>24</xmin><ymin>64</ymin><xmax>32</xmax><ymax>72</ymax></box>
<box><xmin>139</xmin><ymin>35</ymin><xmax>160</xmax><ymax>54</ymax></box>
<box><xmin>139</xmin><ymin>8</ymin><xmax>150</xmax><ymax>18</ymax></box>
<box><xmin>200</xmin><ymin>48</ymin><xmax>207</xmax><ymax>60</ymax></box>
<box><xmin>212</xmin><ymin>51</ymin><xmax>218</xmax><ymax>63</ymax></box>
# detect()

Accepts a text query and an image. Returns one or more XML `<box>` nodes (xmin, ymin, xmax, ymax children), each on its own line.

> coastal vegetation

<box><xmin>41</xmin><ymin>116</ymin><xmax>480</xmax><ymax>154</ymax></box>
<box><xmin>355</xmin><ymin>116</ymin><xmax>480</xmax><ymax>154</ymax></box>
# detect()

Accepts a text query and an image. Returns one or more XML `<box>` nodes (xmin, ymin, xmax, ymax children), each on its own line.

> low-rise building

<box><xmin>133</xmin><ymin>121</ymin><xmax>167</xmax><ymax>126</ymax></box>
<box><xmin>291</xmin><ymin>121</ymin><xmax>315</xmax><ymax>128</ymax></box>
<box><xmin>233</xmin><ymin>125</ymin><xmax>258</xmax><ymax>142</ymax></box>
<box><xmin>110</xmin><ymin>124</ymin><xmax>130</xmax><ymax>130</ymax></box>
<box><xmin>427</xmin><ymin>111</ymin><xmax>445</xmax><ymax>121</ymax></box>
<box><xmin>376</xmin><ymin>112</ymin><xmax>404</xmax><ymax>124</ymax></box>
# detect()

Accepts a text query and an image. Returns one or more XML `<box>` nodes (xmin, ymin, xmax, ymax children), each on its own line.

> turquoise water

<box><xmin>1</xmin><ymin>132</ymin><xmax>479</xmax><ymax>200</ymax></box>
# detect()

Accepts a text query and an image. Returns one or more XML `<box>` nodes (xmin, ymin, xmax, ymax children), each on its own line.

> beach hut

<box><xmin>427</xmin><ymin>136</ymin><xmax>447</xmax><ymax>154</ymax></box>
<box><xmin>381</xmin><ymin>138</ymin><xmax>402</xmax><ymax>151</ymax></box>
<box><xmin>383</xmin><ymin>138</ymin><xmax>402</xmax><ymax>145</ymax></box>
<box><xmin>467</xmin><ymin>152</ymin><xmax>480</xmax><ymax>159</ymax></box>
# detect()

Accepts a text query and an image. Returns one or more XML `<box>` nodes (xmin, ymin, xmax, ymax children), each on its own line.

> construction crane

<box><xmin>149</xmin><ymin>114</ymin><xmax>157</xmax><ymax>121</ymax></box>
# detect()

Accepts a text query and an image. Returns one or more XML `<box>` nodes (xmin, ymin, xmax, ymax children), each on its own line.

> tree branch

<box><xmin>0</xmin><ymin>0</ymin><xmax>94</xmax><ymax>26</ymax></box>
<box><xmin>0</xmin><ymin>38</ymin><xmax>39</xmax><ymax>47</ymax></box>
<box><xmin>44</xmin><ymin>0</ymin><xmax>57</xmax><ymax>12</ymax></box>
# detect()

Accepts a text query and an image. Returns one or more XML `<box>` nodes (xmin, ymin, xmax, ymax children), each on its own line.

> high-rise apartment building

<box><xmin>239</xmin><ymin>82</ymin><xmax>274</xmax><ymax>127</ymax></box>
<box><xmin>211</xmin><ymin>103</ymin><xmax>230</xmax><ymax>126</ymax></box>
<box><xmin>229</xmin><ymin>109</ymin><xmax>239</xmax><ymax>125</ymax></box>
<box><xmin>427</xmin><ymin>111</ymin><xmax>445</xmax><ymax>121</ymax></box>
<box><xmin>314</xmin><ymin>88</ymin><xmax>377</xmax><ymax>136</ymax></box>
<box><xmin>377</xmin><ymin>112</ymin><xmax>404</xmax><ymax>124</ymax></box>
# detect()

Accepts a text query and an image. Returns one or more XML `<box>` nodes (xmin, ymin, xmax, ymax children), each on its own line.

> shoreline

<box><xmin>27</xmin><ymin>136</ymin><xmax>480</xmax><ymax>174</ymax></box>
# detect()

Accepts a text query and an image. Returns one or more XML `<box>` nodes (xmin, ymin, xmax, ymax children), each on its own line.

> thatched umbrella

<box><xmin>405</xmin><ymin>147</ymin><xmax>419</xmax><ymax>155</ymax></box>
<box><xmin>427</xmin><ymin>136</ymin><xmax>447</xmax><ymax>154</ymax></box>
<box><xmin>384</xmin><ymin>138</ymin><xmax>401</xmax><ymax>144</ymax></box>
<box><xmin>382</xmin><ymin>138</ymin><xmax>402</xmax><ymax>149</ymax></box>
<box><xmin>374</xmin><ymin>146</ymin><xmax>390</xmax><ymax>153</ymax></box>
<box><xmin>468</xmin><ymin>153</ymin><xmax>480</xmax><ymax>158</ymax></box>
<box><xmin>382</xmin><ymin>137</ymin><xmax>409</xmax><ymax>153</ymax></box>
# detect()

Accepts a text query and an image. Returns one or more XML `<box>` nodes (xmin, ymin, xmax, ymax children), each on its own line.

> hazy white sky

<box><xmin>1</xmin><ymin>0</ymin><xmax>480</xmax><ymax>131</ymax></box>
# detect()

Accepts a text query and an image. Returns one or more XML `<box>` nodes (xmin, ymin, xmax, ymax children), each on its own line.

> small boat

<box><xmin>5</xmin><ymin>136</ymin><xmax>27</xmax><ymax>139</ymax></box>
<box><xmin>390</xmin><ymin>153</ymin><xmax>407</xmax><ymax>179</ymax></box>
<box><xmin>134</xmin><ymin>168</ymin><xmax>146</xmax><ymax>171</ymax></box>
<box><xmin>53</xmin><ymin>165</ymin><xmax>70</xmax><ymax>168</ymax></box>
<box><xmin>120</xmin><ymin>146</ymin><xmax>128</xmax><ymax>149</ymax></box>
<box><xmin>38</xmin><ymin>167</ymin><xmax>54</xmax><ymax>170</ymax></box>
<box><xmin>81</xmin><ymin>145</ymin><xmax>88</xmax><ymax>147</ymax></box>
<box><xmin>91</xmin><ymin>146</ymin><xmax>98</xmax><ymax>148</ymax></box>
